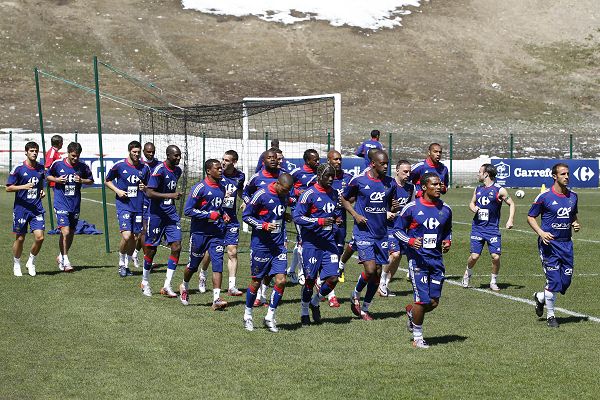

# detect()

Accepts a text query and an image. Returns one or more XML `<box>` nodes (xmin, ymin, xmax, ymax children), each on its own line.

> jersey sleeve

<box><xmin>395</xmin><ymin>205</ymin><xmax>412</xmax><ymax>243</ymax></box>
<box><xmin>242</xmin><ymin>175</ymin><xmax>257</xmax><ymax>203</ymax></box>
<box><xmin>343</xmin><ymin>177</ymin><xmax>359</xmax><ymax>201</ymax></box>
<box><xmin>82</xmin><ymin>163</ymin><xmax>94</xmax><ymax>182</ymax></box>
<box><xmin>105</xmin><ymin>162</ymin><xmax>119</xmax><ymax>182</ymax></box>
<box><xmin>147</xmin><ymin>169</ymin><xmax>162</xmax><ymax>189</ymax></box>
<box><xmin>6</xmin><ymin>166</ymin><xmax>19</xmax><ymax>186</ymax></box>
<box><xmin>528</xmin><ymin>193</ymin><xmax>544</xmax><ymax>217</ymax></box>
<box><xmin>442</xmin><ymin>208</ymin><xmax>452</xmax><ymax>241</ymax></box>
<box><xmin>242</xmin><ymin>191</ymin><xmax>265</xmax><ymax>229</ymax></box>
<box><xmin>292</xmin><ymin>191</ymin><xmax>318</xmax><ymax>228</ymax></box>
<box><xmin>183</xmin><ymin>185</ymin><xmax>212</xmax><ymax>220</ymax></box>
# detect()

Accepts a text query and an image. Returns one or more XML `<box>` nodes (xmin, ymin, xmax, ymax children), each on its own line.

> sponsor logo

<box><xmin>494</xmin><ymin>162</ymin><xmax>510</xmax><ymax>180</ymax></box>
<box><xmin>470</xmin><ymin>235</ymin><xmax>482</xmax><ymax>241</ymax></box>
<box><xmin>369</xmin><ymin>192</ymin><xmax>386</xmax><ymax>202</ymax></box>
<box><xmin>514</xmin><ymin>168</ymin><xmax>552</xmax><ymax>178</ymax></box>
<box><xmin>557</xmin><ymin>207</ymin><xmax>571</xmax><ymax>219</ymax></box>
<box><xmin>551</xmin><ymin>222</ymin><xmax>571</xmax><ymax>230</ymax></box>
<box><xmin>364</xmin><ymin>206</ymin><xmax>387</xmax><ymax>213</ymax></box>
<box><xmin>381</xmin><ymin>241</ymin><xmax>388</xmax><ymax>248</ymax></box>
<box><xmin>423</xmin><ymin>218</ymin><xmax>440</xmax><ymax>230</ymax></box>
<box><xmin>322</xmin><ymin>202</ymin><xmax>336</xmax><ymax>214</ymax></box>
<box><xmin>277</xmin><ymin>253</ymin><xmax>287</xmax><ymax>261</ymax></box>
<box><xmin>309</xmin><ymin>257</ymin><xmax>317</xmax><ymax>264</ymax></box>
<box><xmin>212</xmin><ymin>197</ymin><xmax>223</xmax><ymax>208</ymax></box>
<box><xmin>330</xmin><ymin>254</ymin><xmax>338</xmax><ymax>263</ymax></box>
<box><xmin>215</xmin><ymin>246</ymin><xmax>224</xmax><ymax>253</ymax></box>
<box><xmin>167</xmin><ymin>180</ymin><xmax>177</xmax><ymax>191</ymax></box>
<box><xmin>273</xmin><ymin>205</ymin><xmax>285</xmax><ymax>217</ymax></box>
<box><xmin>564</xmin><ymin>268</ymin><xmax>573</xmax><ymax>276</ymax></box>
<box><xmin>356</xmin><ymin>240</ymin><xmax>372</xmax><ymax>246</ymax></box>
<box><xmin>478</xmin><ymin>196</ymin><xmax>490</xmax><ymax>206</ymax></box>
<box><xmin>489</xmin><ymin>237</ymin><xmax>498</xmax><ymax>244</ymax></box>
<box><xmin>122</xmin><ymin>213</ymin><xmax>130</xmax><ymax>220</ymax></box>
<box><xmin>229</xmin><ymin>227</ymin><xmax>239</xmax><ymax>233</ymax></box>
<box><xmin>127</xmin><ymin>175</ymin><xmax>140</xmax><ymax>184</ymax></box>
<box><xmin>29</xmin><ymin>177</ymin><xmax>39</xmax><ymax>186</ymax></box>
<box><xmin>253</xmin><ymin>256</ymin><xmax>270</xmax><ymax>263</ymax></box>
<box><xmin>574</xmin><ymin>166</ymin><xmax>594</xmax><ymax>182</ymax></box>
<box><xmin>420</xmin><ymin>276</ymin><xmax>428</xmax><ymax>284</ymax></box>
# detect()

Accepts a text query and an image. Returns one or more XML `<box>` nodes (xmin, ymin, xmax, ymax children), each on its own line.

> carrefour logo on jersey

<box><xmin>491</xmin><ymin>158</ymin><xmax>599</xmax><ymax>188</ymax></box>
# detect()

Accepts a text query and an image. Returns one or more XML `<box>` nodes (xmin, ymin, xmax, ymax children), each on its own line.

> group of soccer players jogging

<box><xmin>7</xmin><ymin>135</ymin><xmax>580</xmax><ymax>347</ymax></box>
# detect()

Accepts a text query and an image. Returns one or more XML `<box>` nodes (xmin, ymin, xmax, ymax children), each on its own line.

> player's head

<box><xmin>370</xmin><ymin>129</ymin><xmax>381</xmax><ymax>139</ymax></box>
<box><xmin>51</xmin><ymin>135</ymin><xmax>63</xmax><ymax>149</ymax></box>
<box><xmin>421</xmin><ymin>172</ymin><xmax>442</xmax><ymax>200</ymax></box>
<box><xmin>478</xmin><ymin>163</ymin><xmax>497</xmax><ymax>183</ymax></box>
<box><xmin>395</xmin><ymin>159</ymin><xmax>411</xmax><ymax>184</ymax></box>
<box><xmin>165</xmin><ymin>145</ymin><xmax>181</xmax><ymax>166</ymax></box>
<box><xmin>264</xmin><ymin>149</ymin><xmax>278</xmax><ymax>172</ymax></box>
<box><xmin>143</xmin><ymin>142</ymin><xmax>156</xmax><ymax>161</ymax></box>
<box><xmin>370</xmin><ymin>150</ymin><xmax>389</xmax><ymax>178</ymax></box>
<box><xmin>327</xmin><ymin>150</ymin><xmax>342</xmax><ymax>172</ymax></box>
<box><xmin>128</xmin><ymin>141</ymin><xmax>142</xmax><ymax>164</ymax></box>
<box><xmin>303</xmin><ymin>149</ymin><xmax>320</xmax><ymax>169</ymax></box>
<box><xmin>66</xmin><ymin>142</ymin><xmax>82</xmax><ymax>164</ymax></box>
<box><xmin>275</xmin><ymin>172</ymin><xmax>294</xmax><ymax>196</ymax></box>
<box><xmin>222</xmin><ymin>149</ymin><xmax>238</xmax><ymax>172</ymax></box>
<box><xmin>270</xmin><ymin>138</ymin><xmax>280</xmax><ymax>149</ymax></box>
<box><xmin>316</xmin><ymin>163</ymin><xmax>335</xmax><ymax>188</ymax></box>
<box><xmin>552</xmin><ymin>162</ymin><xmax>569</xmax><ymax>187</ymax></box>
<box><xmin>428</xmin><ymin>143</ymin><xmax>442</xmax><ymax>163</ymax></box>
<box><xmin>269</xmin><ymin>147</ymin><xmax>284</xmax><ymax>168</ymax></box>
<box><xmin>25</xmin><ymin>142</ymin><xmax>39</xmax><ymax>162</ymax></box>
<box><xmin>204</xmin><ymin>158</ymin><xmax>222</xmax><ymax>181</ymax></box>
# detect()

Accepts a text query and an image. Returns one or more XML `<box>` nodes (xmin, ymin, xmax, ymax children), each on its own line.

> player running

<box><xmin>410</xmin><ymin>143</ymin><xmax>449</xmax><ymax>197</ymax></box>
<box><xmin>355</xmin><ymin>129</ymin><xmax>383</xmax><ymax>170</ymax></box>
<box><xmin>462</xmin><ymin>164</ymin><xmax>515</xmax><ymax>291</ymax></box>
<box><xmin>399</xmin><ymin>172</ymin><xmax>452</xmax><ymax>349</ymax></box>
<box><xmin>528</xmin><ymin>163</ymin><xmax>580</xmax><ymax>328</ymax></box>
<box><xmin>7</xmin><ymin>142</ymin><xmax>46</xmax><ymax>277</ymax></box>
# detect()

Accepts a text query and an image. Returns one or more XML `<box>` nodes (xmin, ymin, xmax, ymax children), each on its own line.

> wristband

<box><xmin>261</xmin><ymin>222</ymin><xmax>270</xmax><ymax>230</ymax></box>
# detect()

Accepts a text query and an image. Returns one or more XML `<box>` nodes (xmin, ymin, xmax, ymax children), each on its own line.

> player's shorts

<box><xmin>187</xmin><ymin>233</ymin><xmax>224</xmax><ymax>273</ymax></box>
<box><xmin>223</xmin><ymin>222</ymin><xmax>240</xmax><ymax>246</ymax></box>
<box><xmin>470</xmin><ymin>231</ymin><xmax>502</xmax><ymax>255</ymax></box>
<box><xmin>355</xmin><ymin>236</ymin><xmax>389</xmax><ymax>265</ymax></box>
<box><xmin>145</xmin><ymin>214</ymin><xmax>182</xmax><ymax>246</ymax></box>
<box><xmin>388</xmin><ymin>231</ymin><xmax>406</xmax><ymax>255</ymax></box>
<box><xmin>408</xmin><ymin>255</ymin><xmax>445</xmax><ymax>304</ymax></box>
<box><xmin>301</xmin><ymin>242</ymin><xmax>340</xmax><ymax>280</ymax></box>
<box><xmin>335</xmin><ymin>226</ymin><xmax>347</xmax><ymax>254</ymax></box>
<box><xmin>55</xmin><ymin>209</ymin><xmax>79</xmax><ymax>229</ymax></box>
<box><xmin>538</xmin><ymin>239</ymin><xmax>574</xmax><ymax>295</ymax></box>
<box><xmin>117</xmin><ymin>210</ymin><xmax>144</xmax><ymax>234</ymax></box>
<box><xmin>347</xmin><ymin>237</ymin><xmax>357</xmax><ymax>252</ymax></box>
<box><xmin>250</xmin><ymin>246</ymin><xmax>288</xmax><ymax>279</ymax></box>
<box><xmin>13</xmin><ymin>212</ymin><xmax>45</xmax><ymax>234</ymax></box>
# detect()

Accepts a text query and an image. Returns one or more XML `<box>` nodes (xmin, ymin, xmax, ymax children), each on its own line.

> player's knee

<box><xmin>470</xmin><ymin>253</ymin><xmax>480</xmax><ymax>261</ymax></box>
<box><xmin>15</xmin><ymin>234</ymin><xmax>25</xmax><ymax>243</ymax></box>
<box><xmin>389</xmin><ymin>252</ymin><xmax>399</xmax><ymax>262</ymax></box>
<box><xmin>34</xmin><ymin>232</ymin><xmax>44</xmax><ymax>243</ymax></box>
<box><xmin>326</xmin><ymin>276</ymin><xmax>338</xmax><ymax>287</ymax></box>
<box><xmin>304</xmin><ymin>279</ymin><xmax>315</xmax><ymax>289</ymax></box>
<box><xmin>171</xmin><ymin>242</ymin><xmax>182</xmax><ymax>254</ymax></box>
<box><xmin>227</xmin><ymin>246</ymin><xmax>238</xmax><ymax>258</ymax></box>
<box><xmin>491</xmin><ymin>253</ymin><xmax>500</xmax><ymax>261</ymax></box>
<box><xmin>122</xmin><ymin>231</ymin><xmax>132</xmax><ymax>241</ymax></box>
<box><xmin>430</xmin><ymin>298</ymin><xmax>439</xmax><ymax>309</ymax></box>
<box><xmin>274</xmin><ymin>274</ymin><xmax>286</xmax><ymax>287</ymax></box>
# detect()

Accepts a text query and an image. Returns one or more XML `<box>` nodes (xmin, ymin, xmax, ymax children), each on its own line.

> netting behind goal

<box><xmin>136</xmin><ymin>93</ymin><xmax>341</xmax><ymax>249</ymax></box>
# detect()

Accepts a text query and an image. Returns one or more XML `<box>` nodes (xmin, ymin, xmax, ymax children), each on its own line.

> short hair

<box><xmin>204</xmin><ymin>158</ymin><xmax>220</xmax><ymax>171</ymax></box>
<box><xmin>224</xmin><ymin>149</ymin><xmax>239</xmax><ymax>162</ymax></box>
<box><xmin>481</xmin><ymin>163</ymin><xmax>497</xmax><ymax>179</ymax></box>
<box><xmin>67</xmin><ymin>142</ymin><xmax>82</xmax><ymax>154</ymax></box>
<box><xmin>420</xmin><ymin>172</ymin><xmax>440</xmax><ymax>186</ymax></box>
<box><xmin>51</xmin><ymin>135</ymin><xmax>63</xmax><ymax>147</ymax></box>
<box><xmin>371</xmin><ymin>129</ymin><xmax>381</xmax><ymax>138</ymax></box>
<box><xmin>166</xmin><ymin>145</ymin><xmax>180</xmax><ymax>156</ymax></box>
<box><xmin>271</xmin><ymin>139</ymin><xmax>280</xmax><ymax>149</ymax></box>
<box><xmin>303</xmin><ymin>149</ymin><xmax>319</xmax><ymax>162</ymax></box>
<box><xmin>269</xmin><ymin>147</ymin><xmax>283</xmax><ymax>155</ymax></box>
<box><xmin>316</xmin><ymin>163</ymin><xmax>335</xmax><ymax>182</ymax></box>
<box><xmin>552</xmin><ymin>162</ymin><xmax>569</xmax><ymax>176</ymax></box>
<box><xmin>428</xmin><ymin>143</ymin><xmax>442</xmax><ymax>151</ymax></box>
<box><xmin>278</xmin><ymin>172</ymin><xmax>294</xmax><ymax>187</ymax></box>
<box><xmin>396</xmin><ymin>159</ymin><xmax>411</xmax><ymax>169</ymax></box>
<box><xmin>25</xmin><ymin>141</ymin><xmax>39</xmax><ymax>151</ymax></box>
<box><xmin>143</xmin><ymin>142</ymin><xmax>155</xmax><ymax>150</ymax></box>
<box><xmin>128</xmin><ymin>140</ymin><xmax>141</xmax><ymax>151</ymax></box>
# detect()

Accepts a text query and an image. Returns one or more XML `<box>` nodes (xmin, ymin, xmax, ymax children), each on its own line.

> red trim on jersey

<box><xmin>551</xmin><ymin>186</ymin><xmax>568</xmax><ymax>198</ymax></box>
<box><xmin>63</xmin><ymin>157</ymin><xmax>74</xmax><ymax>168</ymax></box>
<box><xmin>262</xmin><ymin>169</ymin><xmax>278</xmax><ymax>179</ymax></box>
<box><xmin>365</xmin><ymin>171</ymin><xmax>381</xmax><ymax>182</ymax></box>
<box><xmin>163</xmin><ymin>162</ymin><xmax>174</xmax><ymax>172</ymax></box>
<box><xmin>23</xmin><ymin>160</ymin><xmax>37</xmax><ymax>170</ymax></box>
<box><xmin>203</xmin><ymin>177</ymin><xmax>219</xmax><ymax>188</ymax></box>
<box><xmin>409</xmin><ymin>220</ymin><xmax>420</xmax><ymax>230</ymax></box>
<box><xmin>302</xmin><ymin>164</ymin><xmax>315</xmax><ymax>173</ymax></box>
<box><xmin>268</xmin><ymin>182</ymin><xmax>278</xmax><ymax>195</ymax></box>
<box><xmin>419</xmin><ymin>198</ymin><xmax>438</xmax><ymax>207</ymax></box>
<box><xmin>425</xmin><ymin>158</ymin><xmax>438</xmax><ymax>168</ymax></box>
<box><xmin>314</xmin><ymin>183</ymin><xmax>329</xmax><ymax>193</ymax></box>
<box><xmin>168</xmin><ymin>255</ymin><xmax>179</xmax><ymax>263</ymax></box>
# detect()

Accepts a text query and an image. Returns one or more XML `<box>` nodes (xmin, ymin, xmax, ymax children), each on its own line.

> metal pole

<box><xmin>202</xmin><ymin>131</ymin><xmax>206</xmax><ymax>178</ymax></box>
<box><xmin>327</xmin><ymin>130</ymin><xmax>331</xmax><ymax>152</ymax></box>
<box><xmin>265</xmin><ymin>131</ymin><xmax>269</xmax><ymax>150</ymax></box>
<box><xmin>74</xmin><ymin>129</ymin><xmax>78</xmax><ymax>143</ymax></box>
<box><xmin>93</xmin><ymin>56</ymin><xmax>111</xmax><ymax>253</ymax></box>
<box><xmin>388</xmin><ymin>131</ymin><xmax>392</xmax><ymax>176</ymax></box>
<box><xmin>139</xmin><ymin>131</ymin><xmax>142</xmax><ymax>146</ymax></box>
<box><xmin>449</xmin><ymin>134</ymin><xmax>453</xmax><ymax>187</ymax></box>
<box><xmin>8</xmin><ymin>130</ymin><xmax>12</xmax><ymax>171</ymax></box>
<box><xmin>35</xmin><ymin>67</ymin><xmax>55</xmax><ymax>230</ymax></box>
<box><xmin>569</xmin><ymin>133</ymin><xmax>573</xmax><ymax>159</ymax></box>
<box><xmin>510</xmin><ymin>133</ymin><xmax>514</xmax><ymax>159</ymax></box>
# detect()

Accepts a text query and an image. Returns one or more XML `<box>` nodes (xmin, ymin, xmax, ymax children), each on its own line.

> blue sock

<box><xmin>246</xmin><ymin>285</ymin><xmax>258</xmax><ymax>309</ymax></box>
<box><xmin>319</xmin><ymin>281</ymin><xmax>334</xmax><ymax>297</ymax></box>
<box><xmin>302</xmin><ymin>280</ymin><xmax>315</xmax><ymax>303</ymax></box>
<box><xmin>143</xmin><ymin>255</ymin><xmax>153</xmax><ymax>270</ymax></box>
<box><xmin>355</xmin><ymin>271</ymin><xmax>369</xmax><ymax>293</ymax></box>
<box><xmin>270</xmin><ymin>285</ymin><xmax>284</xmax><ymax>309</ymax></box>
<box><xmin>364</xmin><ymin>277</ymin><xmax>379</xmax><ymax>304</ymax></box>
<box><xmin>167</xmin><ymin>255</ymin><xmax>178</xmax><ymax>270</ymax></box>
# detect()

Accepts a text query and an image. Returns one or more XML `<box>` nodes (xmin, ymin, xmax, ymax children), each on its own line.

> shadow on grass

<box><xmin>476</xmin><ymin>283</ymin><xmax>525</xmax><ymax>290</ymax></box>
<box><xmin>426</xmin><ymin>334</ymin><xmax>468</xmax><ymax>346</ymax></box>
<box><xmin>557</xmin><ymin>315</ymin><xmax>589</xmax><ymax>325</ymax></box>
<box><xmin>36</xmin><ymin>264</ymin><xmax>119</xmax><ymax>275</ymax></box>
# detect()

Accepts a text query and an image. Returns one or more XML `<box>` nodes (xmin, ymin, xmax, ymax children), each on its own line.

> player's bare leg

<box><xmin>12</xmin><ymin>234</ymin><xmax>26</xmax><ymax>276</ymax></box>
<box><xmin>58</xmin><ymin>226</ymin><xmax>75</xmax><ymax>272</ymax></box>
<box><xmin>226</xmin><ymin>244</ymin><xmax>242</xmax><ymax>295</ymax></box>
<box><xmin>408</xmin><ymin>298</ymin><xmax>439</xmax><ymax>349</ymax></box>
<box><xmin>489</xmin><ymin>253</ymin><xmax>501</xmax><ymax>291</ymax></box>
<box><xmin>462</xmin><ymin>252</ymin><xmax>480</xmax><ymax>288</ymax></box>
<box><xmin>380</xmin><ymin>251</ymin><xmax>400</xmax><ymax>296</ymax></box>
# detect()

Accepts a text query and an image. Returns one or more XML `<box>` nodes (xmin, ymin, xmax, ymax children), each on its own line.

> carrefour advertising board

<box><xmin>490</xmin><ymin>159</ymin><xmax>598</xmax><ymax>188</ymax></box>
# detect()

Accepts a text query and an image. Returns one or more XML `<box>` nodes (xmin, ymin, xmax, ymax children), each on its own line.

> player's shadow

<box><xmin>36</xmin><ymin>264</ymin><xmax>117</xmax><ymax>275</ymax></box>
<box><xmin>277</xmin><ymin>321</ymin><xmax>303</xmax><ymax>331</ymax></box>
<box><xmin>375</xmin><ymin>310</ymin><xmax>404</xmax><ymax>320</ymax></box>
<box><xmin>425</xmin><ymin>334</ymin><xmax>468</xmax><ymax>346</ymax></box>
<box><xmin>381</xmin><ymin>290</ymin><xmax>413</xmax><ymax>298</ymax></box>
<box><xmin>477</xmin><ymin>283</ymin><xmax>525</xmax><ymax>290</ymax></box>
<box><xmin>556</xmin><ymin>316</ymin><xmax>589</xmax><ymax>325</ymax></box>
<box><xmin>321</xmin><ymin>316</ymin><xmax>354</xmax><ymax>325</ymax></box>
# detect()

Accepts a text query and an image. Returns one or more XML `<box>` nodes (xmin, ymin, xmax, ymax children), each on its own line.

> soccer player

<box><xmin>528</xmin><ymin>163</ymin><xmax>580</xmax><ymax>328</ymax></box>
<box><xmin>7</xmin><ymin>142</ymin><xmax>46</xmax><ymax>277</ymax></box>
<box><xmin>399</xmin><ymin>172</ymin><xmax>452</xmax><ymax>349</ymax></box>
<box><xmin>242</xmin><ymin>173</ymin><xmax>294</xmax><ymax>332</ymax></box>
<box><xmin>380</xmin><ymin>160</ymin><xmax>415</xmax><ymax>297</ymax></box>
<box><xmin>255</xmin><ymin>141</ymin><xmax>294</xmax><ymax>173</ymax></box>
<box><xmin>355</xmin><ymin>129</ymin><xmax>383</xmax><ymax>169</ymax></box>
<box><xmin>293</xmin><ymin>164</ymin><xmax>342</xmax><ymax>325</ymax></box>
<box><xmin>410</xmin><ymin>143</ymin><xmax>449</xmax><ymax>196</ymax></box>
<box><xmin>44</xmin><ymin>135</ymin><xmax>63</xmax><ymax>187</ymax></box>
<box><xmin>462</xmin><ymin>164</ymin><xmax>515</xmax><ymax>291</ymax></box>
<box><xmin>242</xmin><ymin>149</ymin><xmax>280</xmax><ymax>205</ymax></box>
<box><xmin>343</xmin><ymin>149</ymin><xmax>395</xmax><ymax>321</ymax></box>
<box><xmin>220</xmin><ymin>149</ymin><xmax>245</xmax><ymax>296</ymax></box>
<box><xmin>47</xmin><ymin>142</ymin><xmax>94</xmax><ymax>272</ymax></box>
<box><xmin>105</xmin><ymin>141</ymin><xmax>150</xmax><ymax>278</ymax></box>
<box><xmin>141</xmin><ymin>145</ymin><xmax>183</xmax><ymax>298</ymax></box>
<box><xmin>179</xmin><ymin>159</ymin><xmax>229</xmax><ymax>310</ymax></box>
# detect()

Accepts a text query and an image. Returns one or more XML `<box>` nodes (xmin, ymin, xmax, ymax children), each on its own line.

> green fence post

<box><xmin>74</xmin><ymin>129</ymin><xmax>78</xmax><ymax>143</ymax></box>
<box><xmin>327</xmin><ymin>130</ymin><xmax>331</xmax><ymax>152</ymax></box>
<box><xmin>569</xmin><ymin>133</ymin><xmax>573</xmax><ymax>159</ymax></box>
<box><xmin>8</xmin><ymin>130</ymin><xmax>12</xmax><ymax>171</ymax></box>
<box><xmin>139</xmin><ymin>131</ymin><xmax>142</xmax><ymax>145</ymax></box>
<box><xmin>202</xmin><ymin>131</ymin><xmax>206</xmax><ymax>178</ymax></box>
<box><xmin>388</xmin><ymin>131</ymin><xmax>392</xmax><ymax>175</ymax></box>
<box><xmin>93</xmin><ymin>56</ymin><xmax>111</xmax><ymax>253</ymax></box>
<box><xmin>449</xmin><ymin>133</ymin><xmax>453</xmax><ymax>187</ymax></box>
<box><xmin>265</xmin><ymin>131</ymin><xmax>269</xmax><ymax>150</ymax></box>
<box><xmin>510</xmin><ymin>133</ymin><xmax>514</xmax><ymax>159</ymax></box>
<box><xmin>35</xmin><ymin>67</ymin><xmax>55</xmax><ymax>230</ymax></box>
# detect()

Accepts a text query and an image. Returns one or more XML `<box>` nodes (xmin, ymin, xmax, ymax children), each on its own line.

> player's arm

<box><xmin>242</xmin><ymin>193</ymin><xmax>276</xmax><ymax>231</ymax></box>
<box><xmin>469</xmin><ymin>189</ymin><xmax>478</xmax><ymax>214</ymax></box>
<box><xmin>499</xmin><ymin>187</ymin><xmax>515</xmax><ymax>229</ymax></box>
<box><xmin>46</xmin><ymin>164</ymin><xmax>67</xmax><ymax>184</ymax></box>
<box><xmin>5</xmin><ymin>179</ymin><xmax>35</xmax><ymax>192</ymax></box>
<box><xmin>441</xmin><ymin>170</ymin><xmax>449</xmax><ymax>194</ymax></box>
<box><xmin>104</xmin><ymin>167</ymin><xmax>126</xmax><ymax>198</ymax></box>
<box><xmin>442</xmin><ymin>210</ymin><xmax>452</xmax><ymax>253</ymax></box>
<box><xmin>571</xmin><ymin>214</ymin><xmax>580</xmax><ymax>232</ymax></box>
<box><xmin>395</xmin><ymin>206</ymin><xmax>421</xmax><ymax>249</ymax></box>
<box><xmin>355</xmin><ymin>142</ymin><xmax>364</xmax><ymax>157</ymax></box>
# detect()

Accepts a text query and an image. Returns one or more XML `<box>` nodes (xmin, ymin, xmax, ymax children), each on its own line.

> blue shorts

<box><xmin>55</xmin><ymin>209</ymin><xmax>79</xmax><ymax>229</ymax></box>
<box><xmin>408</xmin><ymin>255</ymin><xmax>445</xmax><ymax>304</ymax></box>
<box><xmin>470</xmin><ymin>231</ymin><xmax>501</xmax><ymax>255</ymax></box>
<box><xmin>187</xmin><ymin>233</ymin><xmax>224</xmax><ymax>273</ymax></box>
<box><xmin>117</xmin><ymin>211</ymin><xmax>144</xmax><ymax>234</ymax></box>
<box><xmin>355</xmin><ymin>236</ymin><xmax>389</xmax><ymax>265</ymax></box>
<box><xmin>250</xmin><ymin>246</ymin><xmax>288</xmax><ymax>279</ymax></box>
<box><xmin>145</xmin><ymin>214</ymin><xmax>182</xmax><ymax>246</ymax></box>
<box><xmin>301</xmin><ymin>242</ymin><xmax>340</xmax><ymax>280</ymax></box>
<box><xmin>538</xmin><ymin>239</ymin><xmax>574</xmax><ymax>295</ymax></box>
<box><xmin>388</xmin><ymin>232</ymin><xmax>406</xmax><ymax>255</ymax></box>
<box><xmin>223</xmin><ymin>222</ymin><xmax>240</xmax><ymax>246</ymax></box>
<box><xmin>13</xmin><ymin>212</ymin><xmax>45</xmax><ymax>234</ymax></box>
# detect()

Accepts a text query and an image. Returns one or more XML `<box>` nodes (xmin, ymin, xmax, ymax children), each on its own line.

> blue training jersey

<box><xmin>290</xmin><ymin>164</ymin><xmax>317</xmax><ymax>200</ymax></box>
<box><xmin>105</xmin><ymin>159</ymin><xmax>150</xmax><ymax>213</ymax></box>
<box><xmin>242</xmin><ymin>168</ymin><xmax>280</xmax><ymax>204</ymax></box>
<box><xmin>255</xmin><ymin>153</ymin><xmax>294</xmax><ymax>173</ymax></box>
<box><xmin>7</xmin><ymin>162</ymin><xmax>46</xmax><ymax>215</ymax></box>
<box><xmin>331</xmin><ymin>171</ymin><xmax>353</xmax><ymax>224</ymax></box>
<box><xmin>472</xmin><ymin>183</ymin><xmax>503</xmax><ymax>233</ymax></box>
<box><xmin>184</xmin><ymin>178</ymin><xmax>226</xmax><ymax>236</ymax></box>
<box><xmin>410</xmin><ymin>159</ymin><xmax>449</xmax><ymax>194</ymax></box>
<box><xmin>293</xmin><ymin>183</ymin><xmax>341</xmax><ymax>246</ymax></box>
<box><xmin>397</xmin><ymin>197</ymin><xmax>453</xmax><ymax>259</ymax></box>
<box><xmin>528</xmin><ymin>187</ymin><xmax>578</xmax><ymax>241</ymax></box>
<box><xmin>221</xmin><ymin>168</ymin><xmax>245</xmax><ymax>222</ymax></box>
<box><xmin>389</xmin><ymin>180</ymin><xmax>415</xmax><ymax>231</ymax></box>
<box><xmin>142</xmin><ymin>158</ymin><xmax>161</xmax><ymax>214</ymax></box>
<box><xmin>355</xmin><ymin>139</ymin><xmax>383</xmax><ymax>168</ymax></box>
<box><xmin>49</xmin><ymin>158</ymin><xmax>94</xmax><ymax>212</ymax></box>
<box><xmin>343</xmin><ymin>172</ymin><xmax>394</xmax><ymax>239</ymax></box>
<box><xmin>147</xmin><ymin>162</ymin><xmax>182</xmax><ymax>219</ymax></box>
<box><xmin>242</xmin><ymin>182</ymin><xmax>289</xmax><ymax>250</ymax></box>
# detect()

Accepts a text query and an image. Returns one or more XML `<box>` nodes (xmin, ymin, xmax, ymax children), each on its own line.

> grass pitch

<box><xmin>1</xmin><ymin>187</ymin><xmax>600</xmax><ymax>399</ymax></box>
